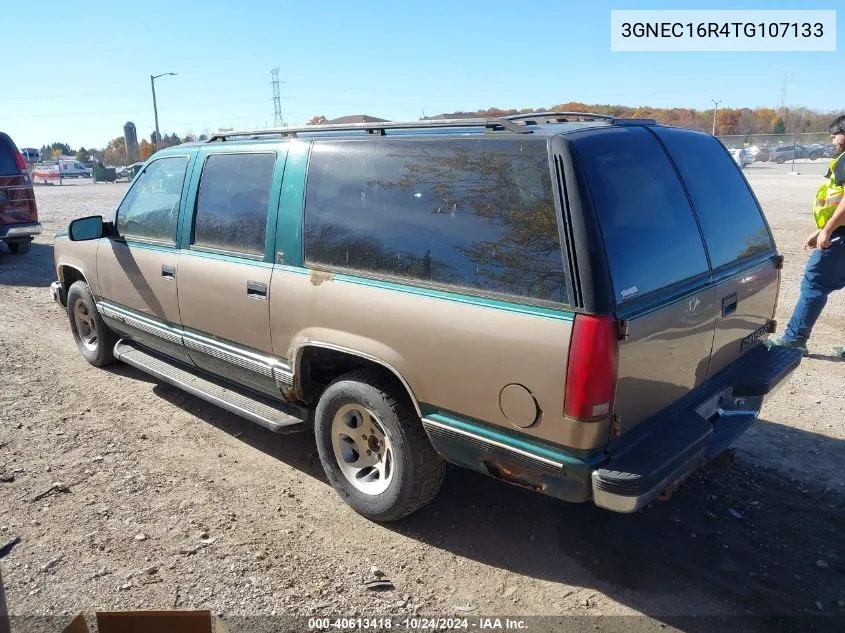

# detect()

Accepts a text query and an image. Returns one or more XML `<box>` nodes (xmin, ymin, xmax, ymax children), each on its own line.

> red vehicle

<box><xmin>0</xmin><ymin>132</ymin><xmax>41</xmax><ymax>254</ymax></box>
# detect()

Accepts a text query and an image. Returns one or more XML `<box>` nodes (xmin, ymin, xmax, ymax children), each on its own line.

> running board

<box><xmin>113</xmin><ymin>340</ymin><xmax>309</xmax><ymax>434</ymax></box>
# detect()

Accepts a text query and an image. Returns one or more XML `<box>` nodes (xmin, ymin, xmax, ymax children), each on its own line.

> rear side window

<box><xmin>303</xmin><ymin>139</ymin><xmax>567</xmax><ymax>304</ymax></box>
<box><xmin>192</xmin><ymin>153</ymin><xmax>276</xmax><ymax>257</ymax></box>
<box><xmin>653</xmin><ymin>127</ymin><xmax>773</xmax><ymax>268</ymax></box>
<box><xmin>0</xmin><ymin>136</ymin><xmax>19</xmax><ymax>176</ymax></box>
<box><xmin>572</xmin><ymin>127</ymin><xmax>709</xmax><ymax>302</ymax></box>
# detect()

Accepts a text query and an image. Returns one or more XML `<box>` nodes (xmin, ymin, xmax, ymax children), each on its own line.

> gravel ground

<box><xmin>1</xmin><ymin>170</ymin><xmax>844</xmax><ymax>633</ymax></box>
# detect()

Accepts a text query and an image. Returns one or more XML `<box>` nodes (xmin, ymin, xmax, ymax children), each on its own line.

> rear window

<box><xmin>0</xmin><ymin>136</ymin><xmax>19</xmax><ymax>176</ymax></box>
<box><xmin>653</xmin><ymin>127</ymin><xmax>773</xmax><ymax>268</ymax></box>
<box><xmin>303</xmin><ymin>138</ymin><xmax>567</xmax><ymax>304</ymax></box>
<box><xmin>572</xmin><ymin>127</ymin><xmax>709</xmax><ymax>302</ymax></box>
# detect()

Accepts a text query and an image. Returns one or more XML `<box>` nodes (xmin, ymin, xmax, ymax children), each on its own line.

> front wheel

<box><xmin>775</xmin><ymin>156</ymin><xmax>785</xmax><ymax>164</ymax></box>
<box><xmin>66</xmin><ymin>281</ymin><xmax>118</xmax><ymax>366</ymax></box>
<box><xmin>314</xmin><ymin>369</ymin><xmax>445</xmax><ymax>522</ymax></box>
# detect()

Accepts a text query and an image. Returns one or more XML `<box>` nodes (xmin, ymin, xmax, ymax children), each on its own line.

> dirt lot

<box><xmin>1</xmin><ymin>170</ymin><xmax>844</xmax><ymax>633</ymax></box>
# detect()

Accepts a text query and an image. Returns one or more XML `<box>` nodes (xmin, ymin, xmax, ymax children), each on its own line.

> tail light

<box><xmin>15</xmin><ymin>152</ymin><xmax>27</xmax><ymax>172</ymax></box>
<box><xmin>564</xmin><ymin>314</ymin><xmax>619</xmax><ymax>422</ymax></box>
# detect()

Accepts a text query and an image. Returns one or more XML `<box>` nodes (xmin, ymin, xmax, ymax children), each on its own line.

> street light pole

<box><xmin>711</xmin><ymin>99</ymin><xmax>722</xmax><ymax>136</ymax></box>
<box><xmin>150</xmin><ymin>72</ymin><xmax>177</xmax><ymax>150</ymax></box>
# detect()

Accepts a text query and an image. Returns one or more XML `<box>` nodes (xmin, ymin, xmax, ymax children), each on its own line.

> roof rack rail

<box><xmin>207</xmin><ymin>117</ymin><xmax>530</xmax><ymax>142</ymax></box>
<box><xmin>505</xmin><ymin>111</ymin><xmax>656</xmax><ymax>126</ymax></box>
<box><xmin>505</xmin><ymin>111</ymin><xmax>615</xmax><ymax>123</ymax></box>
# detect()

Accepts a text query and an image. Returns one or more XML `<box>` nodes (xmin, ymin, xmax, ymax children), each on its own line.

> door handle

<box><xmin>247</xmin><ymin>280</ymin><xmax>267</xmax><ymax>300</ymax></box>
<box><xmin>161</xmin><ymin>264</ymin><xmax>176</xmax><ymax>280</ymax></box>
<box><xmin>722</xmin><ymin>293</ymin><xmax>738</xmax><ymax>316</ymax></box>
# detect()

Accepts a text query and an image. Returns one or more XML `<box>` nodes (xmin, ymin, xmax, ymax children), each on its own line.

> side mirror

<box><xmin>69</xmin><ymin>215</ymin><xmax>105</xmax><ymax>241</ymax></box>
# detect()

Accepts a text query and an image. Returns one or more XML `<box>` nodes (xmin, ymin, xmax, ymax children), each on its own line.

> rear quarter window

<box><xmin>652</xmin><ymin>127</ymin><xmax>774</xmax><ymax>269</ymax></box>
<box><xmin>571</xmin><ymin>127</ymin><xmax>709</xmax><ymax>302</ymax></box>
<box><xmin>303</xmin><ymin>138</ymin><xmax>568</xmax><ymax>304</ymax></box>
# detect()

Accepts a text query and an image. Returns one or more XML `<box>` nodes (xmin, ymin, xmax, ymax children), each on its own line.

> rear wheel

<box><xmin>775</xmin><ymin>156</ymin><xmax>785</xmax><ymax>164</ymax></box>
<box><xmin>7</xmin><ymin>239</ymin><xmax>31</xmax><ymax>255</ymax></box>
<box><xmin>314</xmin><ymin>369</ymin><xmax>445</xmax><ymax>522</ymax></box>
<box><xmin>67</xmin><ymin>281</ymin><xmax>118</xmax><ymax>367</ymax></box>
<box><xmin>808</xmin><ymin>152</ymin><xmax>819</xmax><ymax>161</ymax></box>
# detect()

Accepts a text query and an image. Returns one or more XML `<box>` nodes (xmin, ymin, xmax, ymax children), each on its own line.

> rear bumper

<box><xmin>0</xmin><ymin>222</ymin><xmax>42</xmax><ymax>239</ymax></box>
<box><xmin>421</xmin><ymin>345</ymin><xmax>802</xmax><ymax>512</ymax></box>
<box><xmin>591</xmin><ymin>345</ymin><xmax>802</xmax><ymax>512</ymax></box>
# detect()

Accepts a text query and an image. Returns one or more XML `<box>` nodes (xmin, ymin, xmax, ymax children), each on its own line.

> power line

<box><xmin>271</xmin><ymin>68</ymin><xmax>285</xmax><ymax>127</ymax></box>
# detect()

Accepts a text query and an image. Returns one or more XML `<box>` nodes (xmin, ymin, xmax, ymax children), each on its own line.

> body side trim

<box><xmin>421</xmin><ymin>411</ymin><xmax>605</xmax><ymax>469</ymax></box>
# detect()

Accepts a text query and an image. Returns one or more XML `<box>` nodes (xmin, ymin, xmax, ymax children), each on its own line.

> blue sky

<box><xmin>2</xmin><ymin>0</ymin><xmax>841</xmax><ymax>150</ymax></box>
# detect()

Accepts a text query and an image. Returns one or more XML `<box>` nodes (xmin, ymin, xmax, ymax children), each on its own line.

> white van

<box><xmin>58</xmin><ymin>159</ymin><xmax>91</xmax><ymax>179</ymax></box>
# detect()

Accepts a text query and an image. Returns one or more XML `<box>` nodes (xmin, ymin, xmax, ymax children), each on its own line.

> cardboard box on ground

<box><xmin>0</xmin><ymin>569</ymin><xmax>229</xmax><ymax>633</ymax></box>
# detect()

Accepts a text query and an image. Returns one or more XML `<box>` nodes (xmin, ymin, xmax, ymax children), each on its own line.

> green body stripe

<box><xmin>423</xmin><ymin>410</ymin><xmax>604</xmax><ymax>467</ymax></box>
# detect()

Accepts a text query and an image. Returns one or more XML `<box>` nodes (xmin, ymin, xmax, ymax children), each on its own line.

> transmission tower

<box><xmin>271</xmin><ymin>68</ymin><xmax>285</xmax><ymax>127</ymax></box>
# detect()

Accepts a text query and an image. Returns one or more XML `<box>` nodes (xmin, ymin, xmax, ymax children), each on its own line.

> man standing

<box><xmin>767</xmin><ymin>115</ymin><xmax>845</xmax><ymax>356</ymax></box>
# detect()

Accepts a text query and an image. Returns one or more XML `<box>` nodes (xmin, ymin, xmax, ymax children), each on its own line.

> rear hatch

<box><xmin>569</xmin><ymin>125</ymin><xmax>778</xmax><ymax>433</ymax></box>
<box><xmin>0</xmin><ymin>133</ymin><xmax>38</xmax><ymax>226</ymax></box>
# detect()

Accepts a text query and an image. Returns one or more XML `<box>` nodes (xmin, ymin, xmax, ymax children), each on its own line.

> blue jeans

<box><xmin>784</xmin><ymin>237</ymin><xmax>845</xmax><ymax>342</ymax></box>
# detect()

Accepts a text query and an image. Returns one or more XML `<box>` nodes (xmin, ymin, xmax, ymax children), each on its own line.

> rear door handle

<box><xmin>722</xmin><ymin>293</ymin><xmax>738</xmax><ymax>316</ymax></box>
<box><xmin>161</xmin><ymin>264</ymin><xmax>176</xmax><ymax>280</ymax></box>
<box><xmin>247</xmin><ymin>280</ymin><xmax>267</xmax><ymax>300</ymax></box>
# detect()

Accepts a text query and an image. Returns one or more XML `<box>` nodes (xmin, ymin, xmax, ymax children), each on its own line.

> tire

<box><xmin>66</xmin><ymin>281</ymin><xmax>118</xmax><ymax>367</ymax></box>
<box><xmin>314</xmin><ymin>369</ymin><xmax>446</xmax><ymax>522</ymax></box>
<box><xmin>809</xmin><ymin>152</ymin><xmax>819</xmax><ymax>161</ymax></box>
<box><xmin>7</xmin><ymin>239</ymin><xmax>31</xmax><ymax>255</ymax></box>
<box><xmin>775</xmin><ymin>156</ymin><xmax>785</xmax><ymax>164</ymax></box>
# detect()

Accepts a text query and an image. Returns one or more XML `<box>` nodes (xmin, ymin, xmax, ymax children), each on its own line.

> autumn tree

<box><xmin>139</xmin><ymin>140</ymin><xmax>155</xmax><ymax>161</ymax></box>
<box><xmin>308</xmin><ymin>115</ymin><xmax>328</xmax><ymax>125</ymax></box>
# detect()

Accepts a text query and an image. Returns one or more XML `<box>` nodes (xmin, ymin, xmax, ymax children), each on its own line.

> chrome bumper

<box><xmin>1</xmin><ymin>222</ymin><xmax>42</xmax><ymax>238</ymax></box>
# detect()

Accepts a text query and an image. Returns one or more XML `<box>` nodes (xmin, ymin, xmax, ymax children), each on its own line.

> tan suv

<box><xmin>50</xmin><ymin>114</ymin><xmax>801</xmax><ymax>521</ymax></box>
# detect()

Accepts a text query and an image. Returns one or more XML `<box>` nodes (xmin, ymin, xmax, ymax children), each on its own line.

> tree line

<box><xmin>40</xmin><ymin>131</ymin><xmax>209</xmax><ymax>166</ymax></box>
<box><xmin>309</xmin><ymin>103</ymin><xmax>842</xmax><ymax>137</ymax></box>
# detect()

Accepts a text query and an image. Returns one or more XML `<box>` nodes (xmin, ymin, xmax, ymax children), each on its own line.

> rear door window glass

<box><xmin>653</xmin><ymin>127</ymin><xmax>773</xmax><ymax>268</ymax></box>
<box><xmin>571</xmin><ymin>127</ymin><xmax>709</xmax><ymax>302</ymax></box>
<box><xmin>303</xmin><ymin>138</ymin><xmax>567</xmax><ymax>304</ymax></box>
<box><xmin>192</xmin><ymin>153</ymin><xmax>276</xmax><ymax>257</ymax></box>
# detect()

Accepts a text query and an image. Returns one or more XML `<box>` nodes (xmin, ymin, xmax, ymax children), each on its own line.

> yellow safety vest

<box><xmin>814</xmin><ymin>153</ymin><xmax>844</xmax><ymax>229</ymax></box>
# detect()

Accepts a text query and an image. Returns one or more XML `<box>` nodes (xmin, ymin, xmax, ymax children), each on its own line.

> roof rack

<box><xmin>505</xmin><ymin>111</ymin><xmax>614</xmax><ymax>123</ymax></box>
<box><xmin>207</xmin><ymin>112</ymin><xmax>656</xmax><ymax>143</ymax></box>
<box><xmin>505</xmin><ymin>111</ymin><xmax>656</xmax><ymax>126</ymax></box>
<box><xmin>207</xmin><ymin>117</ymin><xmax>530</xmax><ymax>142</ymax></box>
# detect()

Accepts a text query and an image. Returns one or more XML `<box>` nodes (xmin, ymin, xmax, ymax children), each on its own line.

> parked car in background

<box><xmin>729</xmin><ymin>148</ymin><xmax>753</xmax><ymax>168</ymax></box>
<box><xmin>49</xmin><ymin>114</ymin><xmax>801</xmax><ymax>521</ymax></box>
<box><xmin>58</xmin><ymin>159</ymin><xmax>92</xmax><ymax>178</ymax></box>
<box><xmin>19</xmin><ymin>147</ymin><xmax>41</xmax><ymax>163</ymax></box>
<box><xmin>770</xmin><ymin>144</ymin><xmax>808</xmax><ymax>163</ymax></box>
<box><xmin>0</xmin><ymin>132</ymin><xmax>41</xmax><ymax>254</ymax></box>
<box><xmin>755</xmin><ymin>147</ymin><xmax>771</xmax><ymax>162</ymax></box>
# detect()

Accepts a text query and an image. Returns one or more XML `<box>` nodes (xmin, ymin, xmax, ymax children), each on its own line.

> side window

<box><xmin>115</xmin><ymin>156</ymin><xmax>189</xmax><ymax>244</ymax></box>
<box><xmin>303</xmin><ymin>139</ymin><xmax>568</xmax><ymax>304</ymax></box>
<box><xmin>572</xmin><ymin>127</ymin><xmax>710</xmax><ymax>302</ymax></box>
<box><xmin>653</xmin><ymin>127</ymin><xmax>774</xmax><ymax>269</ymax></box>
<box><xmin>192</xmin><ymin>153</ymin><xmax>276</xmax><ymax>257</ymax></box>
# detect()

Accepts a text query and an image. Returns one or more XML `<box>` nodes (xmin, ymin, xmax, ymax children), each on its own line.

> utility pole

<box><xmin>711</xmin><ymin>99</ymin><xmax>722</xmax><ymax>136</ymax></box>
<box><xmin>271</xmin><ymin>68</ymin><xmax>284</xmax><ymax>127</ymax></box>
<box><xmin>151</xmin><ymin>72</ymin><xmax>177</xmax><ymax>150</ymax></box>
